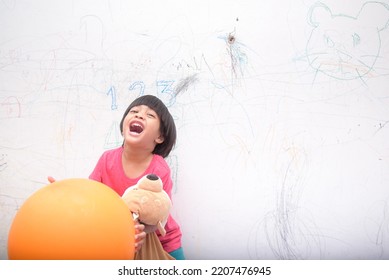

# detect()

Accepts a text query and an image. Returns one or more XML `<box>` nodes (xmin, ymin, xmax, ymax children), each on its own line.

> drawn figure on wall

<box><xmin>306</xmin><ymin>1</ymin><xmax>389</xmax><ymax>80</ymax></box>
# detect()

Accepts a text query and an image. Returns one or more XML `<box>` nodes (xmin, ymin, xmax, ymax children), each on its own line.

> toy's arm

<box><xmin>157</xmin><ymin>221</ymin><xmax>166</xmax><ymax>236</ymax></box>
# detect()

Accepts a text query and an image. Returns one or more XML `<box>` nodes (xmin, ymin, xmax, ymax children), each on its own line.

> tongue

<box><xmin>130</xmin><ymin>125</ymin><xmax>143</xmax><ymax>134</ymax></box>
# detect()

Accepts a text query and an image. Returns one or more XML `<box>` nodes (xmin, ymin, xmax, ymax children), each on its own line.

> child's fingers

<box><xmin>47</xmin><ymin>176</ymin><xmax>56</xmax><ymax>183</ymax></box>
<box><xmin>134</xmin><ymin>222</ymin><xmax>146</xmax><ymax>252</ymax></box>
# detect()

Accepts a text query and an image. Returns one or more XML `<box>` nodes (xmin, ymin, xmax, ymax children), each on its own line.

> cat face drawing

<box><xmin>306</xmin><ymin>1</ymin><xmax>389</xmax><ymax>80</ymax></box>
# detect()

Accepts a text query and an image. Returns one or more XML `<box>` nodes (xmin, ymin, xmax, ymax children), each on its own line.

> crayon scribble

<box><xmin>306</xmin><ymin>1</ymin><xmax>389</xmax><ymax>81</ymax></box>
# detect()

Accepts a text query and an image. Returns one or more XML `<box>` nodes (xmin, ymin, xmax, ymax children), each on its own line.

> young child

<box><xmin>89</xmin><ymin>95</ymin><xmax>184</xmax><ymax>260</ymax></box>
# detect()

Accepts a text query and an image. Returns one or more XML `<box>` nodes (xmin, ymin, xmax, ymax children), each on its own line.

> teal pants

<box><xmin>169</xmin><ymin>247</ymin><xmax>185</xmax><ymax>260</ymax></box>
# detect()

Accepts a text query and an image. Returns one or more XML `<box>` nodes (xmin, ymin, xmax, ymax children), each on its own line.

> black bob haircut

<box><xmin>119</xmin><ymin>95</ymin><xmax>177</xmax><ymax>158</ymax></box>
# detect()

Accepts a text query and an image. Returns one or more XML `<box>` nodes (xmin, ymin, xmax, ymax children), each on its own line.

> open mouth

<box><xmin>129</xmin><ymin>121</ymin><xmax>144</xmax><ymax>134</ymax></box>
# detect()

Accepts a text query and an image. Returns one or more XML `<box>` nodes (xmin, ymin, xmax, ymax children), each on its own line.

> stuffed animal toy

<box><xmin>122</xmin><ymin>174</ymin><xmax>171</xmax><ymax>236</ymax></box>
<box><xmin>122</xmin><ymin>174</ymin><xmax>174</xmax><ymax>260</ymax></box>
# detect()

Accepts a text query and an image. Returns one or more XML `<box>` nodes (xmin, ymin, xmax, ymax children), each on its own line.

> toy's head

<box><xmin>122</xmin><ymin>174</ymin><xmax>171</xmax><ymax>236</ymax></box>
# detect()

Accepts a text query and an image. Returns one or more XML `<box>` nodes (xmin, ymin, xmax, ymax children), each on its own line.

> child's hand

<box><xmin>47</xmin><ymin>176</ymin><xmax>56</xmax><ymax>183</ymax></box>
<box><xmin>134</xmin><ymin>220</ymin><xmax>146</xmax><ymax>252</ymax></box>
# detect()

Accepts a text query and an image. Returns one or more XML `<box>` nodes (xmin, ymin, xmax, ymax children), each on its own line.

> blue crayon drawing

<box><xmin>129</xmin><ymin>81</ymin><xmax>145</xmax><ymax>97</ymax></box>
<box><xmin>106</xmin><ymin>86</ymin><xmax>118</xmax><ymax>110</ymax></box>
<box><xmin>306</xmin><ymin>1</ymin><xmax>389</xmax><ymax>81</ymax></box>
<box><xmin>156</xmin><ymin>80</ymin><xmax>176</xmax><ymax>107</ymax></box>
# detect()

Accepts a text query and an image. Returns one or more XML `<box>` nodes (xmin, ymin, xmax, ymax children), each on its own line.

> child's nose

<box><xmin>135</xmin><ymin>111</ymin><xmax>145</xmax><ymax>119</ymax></box>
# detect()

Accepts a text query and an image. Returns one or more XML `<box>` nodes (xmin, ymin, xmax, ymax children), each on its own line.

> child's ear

<box><xmin>155</xmin><ymin>135</ymin><xmax>164</xmax><ymax>144</ymax></box>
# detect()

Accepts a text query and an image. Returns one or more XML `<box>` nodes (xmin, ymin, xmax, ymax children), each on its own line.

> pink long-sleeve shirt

<box><xmin>89</xmin><ymin>146</ymin><xmax>182</xmax><ymax>253</ymax></box>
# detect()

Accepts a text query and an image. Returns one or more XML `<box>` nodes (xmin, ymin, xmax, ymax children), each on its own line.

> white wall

<box><xmin>1</xmin><ymin>0</ymin><xmax>389</xmax><ymax>259</ymax></box>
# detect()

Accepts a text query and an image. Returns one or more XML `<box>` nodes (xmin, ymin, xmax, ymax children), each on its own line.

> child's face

<box><xmin>122</xmin><ymin>105</ymin><xmax>164</xmax><ymax>151</ymax></box>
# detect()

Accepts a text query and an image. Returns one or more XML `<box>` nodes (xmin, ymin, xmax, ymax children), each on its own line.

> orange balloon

<box><xmin>8</xmin><ymin>178</ymin><xmax>135</xmax><ymax>260</ymax></box>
